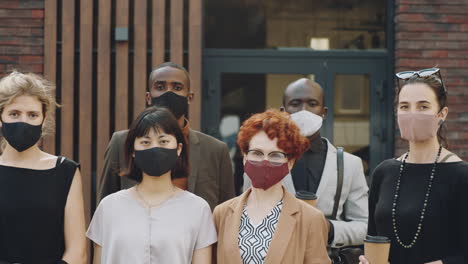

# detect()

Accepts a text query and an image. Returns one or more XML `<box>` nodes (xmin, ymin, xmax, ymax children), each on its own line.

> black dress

<box><xmin>369</xmin><ymin>159</ymin><xmax>468</xmax><ymax>264</ymax></box>
<box><xmin>0</xmin><ymin>157</ymin><xmax>79</xmax><ymax>264</ymax></box>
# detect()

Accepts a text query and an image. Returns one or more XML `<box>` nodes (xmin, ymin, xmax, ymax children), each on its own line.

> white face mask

<box><xmin>290</xmin><ymin>110</ymin><xmax>323</xmax><ymax>137</ymax></box>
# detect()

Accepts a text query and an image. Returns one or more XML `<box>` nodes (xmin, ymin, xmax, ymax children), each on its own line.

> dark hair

<box><xmin>148</xmin><ymin>62</ymin><xmax>191</xmax><ymax>91</ymax></box>
<box><xmin>397</xmin><ymin>74</ymin><xmax>448</xmax><ymax>147</ymax></box>
<box><xmin>120</xmin><ymin>106</ymin><xmax>189</xmax><ymax>182</ymax></box>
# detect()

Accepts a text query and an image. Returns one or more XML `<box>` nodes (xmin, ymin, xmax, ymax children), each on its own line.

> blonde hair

<box><xmin>0</xmin><ymin>71</ymin><xmax>59</xmax><ymax>138</ymax></box>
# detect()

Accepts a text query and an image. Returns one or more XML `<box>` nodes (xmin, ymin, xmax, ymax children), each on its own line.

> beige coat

<box><xmin>213</xmin><ymin>187</ymin><xmax>331</xmax><ymax>264</ymax></box>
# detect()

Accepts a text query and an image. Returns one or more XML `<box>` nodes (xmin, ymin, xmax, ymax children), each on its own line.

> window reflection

<box><xmin>333</xmin><ymin>74</ymin><xmax>370</xmax><ymax>175</ymax></box>
<box><xmin>205</xmin><ymin>0</ymin><xmax>387</xmax><ymax>50</ymax></box>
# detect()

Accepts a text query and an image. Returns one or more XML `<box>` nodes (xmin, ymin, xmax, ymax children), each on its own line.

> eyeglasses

<box><xmin>395</xmin><ymin>68</ymin><xmax>446</xmax><ymax>93</ymax></box>
<box><xmin>246</xmin><ymin>150</ymin><xmax>288</xmax><ymax>166</ymax></box>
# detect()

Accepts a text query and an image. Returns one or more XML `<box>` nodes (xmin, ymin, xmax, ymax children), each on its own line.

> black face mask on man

<box><xmin>151</xmin><ymin>92</ymin><xmax>188</xmax><ymax>119</ymax></box>
<box><xmin>134</xmin><ymin>147</ymin><xmax>179</xmax><ymax>177</ymax></box>
<box><xmin>1</xmin><ymin>121</ymin><xmax>42</xmax><ymax>152</ymax></box>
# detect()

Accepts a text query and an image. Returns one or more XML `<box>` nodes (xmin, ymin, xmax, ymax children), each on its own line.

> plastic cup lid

<box><xmin>364</xmin><ymin>235</ymin><xmax>391</xmax><ymax>243</ymax></box>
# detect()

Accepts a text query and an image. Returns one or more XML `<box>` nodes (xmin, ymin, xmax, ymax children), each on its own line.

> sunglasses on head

<box><xmin>395</xmin><ymin>68</ymin><xmax>447</xmax><ymax>93</ymax></box>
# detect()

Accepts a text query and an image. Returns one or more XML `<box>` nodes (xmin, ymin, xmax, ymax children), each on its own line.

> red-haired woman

<box><xmin>213</xmin><ymin>109</ymin><xmax>330</xmax><ymax>264</ymax></box>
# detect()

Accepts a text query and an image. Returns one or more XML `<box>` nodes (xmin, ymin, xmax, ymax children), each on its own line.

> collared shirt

<box><xmin>172</xmin><ymin>118</ymin><xmax>191</xmax><ymax>190</ymax></box>
<box><xmin>291</xmin><ymin>136</ymin><xmax>333</xmax><ymax>244</ymax></box>
<box><xmin>291</xmin><ymin>136</ymin><xmax>328</xmax><ymax>193</ymax></box>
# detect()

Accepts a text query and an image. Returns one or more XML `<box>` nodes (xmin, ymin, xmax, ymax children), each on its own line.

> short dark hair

<box><xmin>148</xmin><ymin>62</ymin><xmax>191</xmax><ymax>91</ymax></box>
<box><xmin>120</xmin><ymin>106</ymin><xmax>189</xmax><ymax>182</ymax></box>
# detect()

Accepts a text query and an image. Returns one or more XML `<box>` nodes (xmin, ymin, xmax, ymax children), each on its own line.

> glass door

<box><xmin>203</xmin><ymin>49</ymin><xmax>393</xmax><ymax>192</ymax></box>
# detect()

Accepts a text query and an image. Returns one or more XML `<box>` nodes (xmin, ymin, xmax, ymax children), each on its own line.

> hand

<box><xmin>359</xmin><ymin>255</ymin><xmax>391</xmax><ymax>264</ymax></box>
<box><xmin>359</xmin><ymin>255</ymin><xmax>369</xmax><ymax>264</ymax></box>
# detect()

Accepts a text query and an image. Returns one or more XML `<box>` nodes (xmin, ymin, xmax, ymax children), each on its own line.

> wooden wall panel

<box><xmin>60</xmin><ymin>0</ymin><xmax>75</xmax><ymax>159</ymax></box>
<box><xmin>188</xmin><ymin>0</ymin><xmax>202</xmax><ymax>131</ymax></box>
<box><xmin>96</xmin><ymin>0</ymin><xmax>111</xmax><ymax>188</ymax></box>
<box><xmin>115</xmin><ymin>0</ymin><xmax>129</xmax><ymax>131</ymax></box>
<box><xmin>43</xmin><ymin>0</ymin><xmax>57</xmax><ymax>154</ymax></box>
<box><xmin>44</xmin><ymin>0</ymin><xmax>204</xmax><ymax>218</ymax></box>
<box><xmin>170</xmin><ymin>0</ymin><xmax>184</xmax><ymax>65</ymax></box>
<box><xmin>152</xmin><ymin>0</ymin><xmax>165</xmax><ymax>67</ymax></box>
<box><xmin>79</xmin><ymin>0</ymin><xmax>93</xmax><ymax>227</ymax></box>
<box><xmin>133</xmin><ymin>0</ymin><xmax>147</xmax><ymax>119</ymax></box>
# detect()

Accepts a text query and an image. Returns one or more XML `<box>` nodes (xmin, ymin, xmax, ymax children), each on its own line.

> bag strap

<box><xmin>440</xmin><ymin>153</ymin><xmax>455</xmax><ymax>163</ymax></box>
<box><xmin>332</xmin><ymin>147</ymin><xmax>344</xmax><ymax>220</ymax></box>
<box><xmin>55</xmin><ymin>156</ymin><xmax>64</xmax><ymax>167</ymax></box>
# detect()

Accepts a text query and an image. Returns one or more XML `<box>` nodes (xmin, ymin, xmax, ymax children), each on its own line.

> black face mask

<box><xmin>151</xmin><ymin>92</ymin><xmax>188</xmax><ymax>119</ymax></box>
<box><xmin>134</xmin><ymin>147</ymin><xmax>179</xmax><ymax>177</ymax></box>
<box><xmin>1</xmin><ymin>121</ymin><xmax>42</xmax><ymax>152</ymax></box>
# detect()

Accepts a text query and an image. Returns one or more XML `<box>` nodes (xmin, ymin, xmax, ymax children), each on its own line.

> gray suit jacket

<box><xmin>98</xmin><ymin>129</ymin><xmax>235</xmax><ymax>210</ymax></box>
<box><xmin>243</xmin><ymin>138</ymin><xmax>368</xmax><ymax>247</ymax></box>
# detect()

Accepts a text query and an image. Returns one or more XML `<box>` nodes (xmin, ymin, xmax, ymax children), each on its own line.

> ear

<box><xmin>145</xmin><ymin>92</ymin><xmax>152</xmax><ymax>106</ymax></box>
<box><xmin>41</xmin><ymin>113</ymin><xmax>47</xmax><ymax>126</ymax></box>
<box><xmin>322</xmin><ymin>107</ymin><xmax>329</xmax><ymax>120</ymax></box>
<box><xmin>439</xmin><ymin>106</ymin><xmax>449</xmax><ymax>122</ymax></box>
<box><xmin>187</xmin><ymin>91</ymin><xmax>194</xmax><ymax>104</ymax></box>
<box><xmin>177</xmin><ymin>142</ymin><xmax>183</xmax><ymax>156</ymax></box>
<box><xmin>287</xmin><ymin>158</ymin><xmax>296</xmax><ymax>171</ymax></box>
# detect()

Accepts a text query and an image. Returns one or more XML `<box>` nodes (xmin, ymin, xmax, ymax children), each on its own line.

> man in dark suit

<box><xmin>98</xmin><ymin>62</ymin><xmax>235</xmax><ymax>210</ymax></box>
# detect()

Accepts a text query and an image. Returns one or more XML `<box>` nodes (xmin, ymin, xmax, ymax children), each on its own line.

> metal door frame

<box><xmin>202</xmin><ymin>49</ymin><xmax>394</xmax><ymax>174</ymax></box>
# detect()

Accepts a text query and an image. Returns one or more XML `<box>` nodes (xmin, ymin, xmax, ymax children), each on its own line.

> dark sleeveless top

<box><xmin>0</xmin><ymin>157</ymin><xmax>79</xmax><ymax>264</ymax></box>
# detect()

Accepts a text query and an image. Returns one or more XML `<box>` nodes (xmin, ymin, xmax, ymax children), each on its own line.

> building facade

<box><xmin>1</xmin><ymin>0</ymin><xmax>467</xmax><ymax>218</ymax></box>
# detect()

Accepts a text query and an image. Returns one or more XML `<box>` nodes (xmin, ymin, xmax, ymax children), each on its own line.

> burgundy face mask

<box><xmin>244</xmin><ymin>160</ymin><xmax>289</xmax><ymax>190</ymax></box>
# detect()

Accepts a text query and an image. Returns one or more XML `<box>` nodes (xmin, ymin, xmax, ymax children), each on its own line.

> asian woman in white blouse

<box><xmin>87</xmin><ymin>107</ymin><xmax>217</xmax><ymax>264</ymax></box>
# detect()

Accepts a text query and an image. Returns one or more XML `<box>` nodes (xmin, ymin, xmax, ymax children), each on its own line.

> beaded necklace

<box><xmin>392</xmin><ymin>145</ymin><xmax>442</xmax><ymax>249</ymax></box>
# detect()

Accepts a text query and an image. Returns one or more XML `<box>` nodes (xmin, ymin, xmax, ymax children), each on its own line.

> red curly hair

<box><xmin>237</xmin><ymin>109</ymin><xmax>310</xmax><ymax>160</ymax></box>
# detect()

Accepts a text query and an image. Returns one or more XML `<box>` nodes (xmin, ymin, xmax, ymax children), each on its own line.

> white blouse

<box><xmin>87</xmin><ymin>189</ymin><xmax>217</xmax><ymax>264</ymax></box>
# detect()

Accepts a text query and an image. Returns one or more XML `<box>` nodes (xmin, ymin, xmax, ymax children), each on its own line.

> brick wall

<box><xmin>395</xmin><ymin>0</ymin><xmax>468</xmax><ymax>160</ymax></box>
<box><xmin>0</xmin><ymin>0</ymin><xmax>44</xmax><ymax>77</ymax></box>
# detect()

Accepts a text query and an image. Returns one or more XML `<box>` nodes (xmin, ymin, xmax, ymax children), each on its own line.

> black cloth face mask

<box><xmin>134</xmin><ymin>147</ymin><xmax>179</xmax><ymax>177</ymax></box>
<box><xmin>151</xmin><ymin>92</ymin><xmax>188</xmax><ymax>119</ymax></box>
<box><xmin>1</xmin><ymin>121</ymin><xmax>42</xmax><ymax>152</ymax></box>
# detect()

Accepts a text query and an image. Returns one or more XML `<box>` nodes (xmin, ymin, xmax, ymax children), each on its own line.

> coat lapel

<box><xmin>264</xmin><ymin>189</ymin><xmax>299</xmax><ymax>264</ymax></box>
<box><xmin>316</xmin><ymin>138</ymin><xmax>337</xmax><ymax>199</ymax></box>
<box><xmin>187</xmin><ymin>129</ymin><xmax>201</xmax><ymax>192</ymax></box>
<box><xmin>224</xmin><ymin>190</ymin><xmax>250</xmax><ymax>263</ymax></box>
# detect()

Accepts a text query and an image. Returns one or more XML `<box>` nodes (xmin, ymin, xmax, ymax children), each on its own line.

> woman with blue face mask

<box><xmin>87</xmin><ymin>107</ymin><xmax>216</xmax><ymax>264</ymax></box>
<box><xmin>0</xmin><ymin>72</ymin><xmax>87</xmax><ymax>264</ymax></box>
<box><xmin>360</xmin><ymin>69</ymin><xmax>468</xmax><ymax>264</ymax></box>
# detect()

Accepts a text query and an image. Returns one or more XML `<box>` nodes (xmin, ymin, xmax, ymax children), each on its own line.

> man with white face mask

<box><xmin>244</xmin><ymin>78</ymin><xmax>368</xmax><ymax>255</ymax></box>
<box><xmin>286</xmin><ymin>78</ymin><xmax>368</xmax><ymax>254</ymax></box>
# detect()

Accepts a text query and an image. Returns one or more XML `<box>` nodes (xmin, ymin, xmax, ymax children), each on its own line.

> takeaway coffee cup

<box><xmin>364</xmin><ymin>235</ymin><xmax>391</xmax><ymax>264</ymax></box>
<box><xmin>295</xmin><ymin>191</ymin><xmax>318</xmax><ymax>207</ymax></box>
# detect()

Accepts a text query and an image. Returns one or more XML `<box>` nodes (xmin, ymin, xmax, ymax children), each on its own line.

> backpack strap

<box><xmin>331</xmin><ymin>147</ymin><xmax>344</xmax><ymax>220</ymax></box>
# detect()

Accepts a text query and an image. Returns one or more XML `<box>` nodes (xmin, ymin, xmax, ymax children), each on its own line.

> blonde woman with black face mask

<box><xmin>360</xmin><ymin>69</ymin><xmax>468</xmax><ymax>264</ymax></box>
<box><xmin>0</xmin><ymin>72</ymin><xmax>87</xmax><ymax>264</ymax></box>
